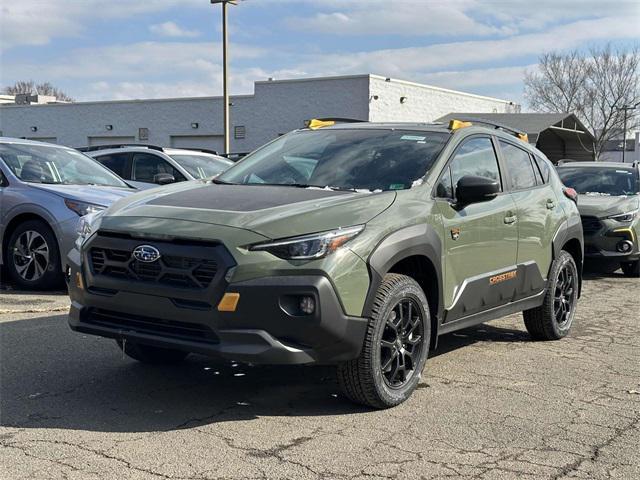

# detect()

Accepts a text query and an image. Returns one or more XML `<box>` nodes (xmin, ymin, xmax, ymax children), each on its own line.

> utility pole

<box><xmin>211</xmin><ymin>1</ymin><xmax>240</xmax><ymax>154</ymax></box>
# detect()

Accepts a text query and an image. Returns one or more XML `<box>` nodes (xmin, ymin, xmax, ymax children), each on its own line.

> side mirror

<box><xmin>455</xmin><ymin>175</ymin><xmax>499</xmax><ymax>206</ymax></box>
<box><xmin>153</xmin><ymin>173</ymin><xmax>175</xmax><ymax>185</ymax></box>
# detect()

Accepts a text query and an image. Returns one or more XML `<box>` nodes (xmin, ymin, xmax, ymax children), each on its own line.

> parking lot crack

<box><xmin>550</xmin><ymin>415</ymin><xmax>640</xmax><ymax>479</ymax></box>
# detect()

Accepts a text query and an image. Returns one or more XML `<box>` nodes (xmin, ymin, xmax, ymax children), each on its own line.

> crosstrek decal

<box><xmin>489</xmin><ymin>270</ymin><xmax>517</xmax><ymax>285</ymax></box>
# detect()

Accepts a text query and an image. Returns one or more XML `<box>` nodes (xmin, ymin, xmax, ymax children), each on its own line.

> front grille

<box><xmin>84</xmin><ymin>308</ymin><xmax>219</xmax><ymax>344</ymax></box>
<box><xmin>581</xmin><ymin>216</ymin><xmax>602</xmax><ymax>235</ymax></box>
<box><xmin>89</xmin><ymin>246</ymin><xmax>219</xmax><ymax>289</ymax></box>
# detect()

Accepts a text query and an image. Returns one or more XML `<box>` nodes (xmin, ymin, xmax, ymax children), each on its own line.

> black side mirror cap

<box><xmin>455</xmin><ymin>175</ymin><xmax>499</xmax><ymax>206</ymax></box>
<box><xmin>153</xmin><ymin>173</ymin><xmax>175</xmax><ymax>185</ymax></box>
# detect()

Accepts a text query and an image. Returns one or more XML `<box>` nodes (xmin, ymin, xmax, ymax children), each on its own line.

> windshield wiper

<box><xmin>323</xmin><ymin>185</ymin><xmax>366</xmax><ymax>192</ymax></box>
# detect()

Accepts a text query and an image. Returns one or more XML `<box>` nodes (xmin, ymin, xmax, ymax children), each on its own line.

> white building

<box><xmin>0</xmin><ymin>74</ymin><xmax>520</xmax><ymax>152</ymax></box>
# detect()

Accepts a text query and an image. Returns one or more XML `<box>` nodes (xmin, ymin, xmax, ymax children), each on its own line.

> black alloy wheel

<box><xmin>380</xmin><ymin>298</ymin><xmax>424</xmax><ymax>389</ymax></box>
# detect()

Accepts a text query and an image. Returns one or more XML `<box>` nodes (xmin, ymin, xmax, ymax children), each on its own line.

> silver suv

<box><xmin>81</xmin><ymin>145</ymin><xmax>233</xmax><ymax>189</ymax></box>
<box><xmin>0</xmin><ymin>138</ymin><xmax>134</xmax><ymax>289</ymax></box>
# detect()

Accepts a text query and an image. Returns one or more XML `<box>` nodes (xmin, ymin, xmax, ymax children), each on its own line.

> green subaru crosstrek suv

<box><xmin>556</xmin><ymin>161</ymin><xmax>639</xmax><ymax>277</ymax></box>
<box><xmin>67</xmin><ymin>119</ymin><xmax>583</xmax><ymax>408</ymax></box>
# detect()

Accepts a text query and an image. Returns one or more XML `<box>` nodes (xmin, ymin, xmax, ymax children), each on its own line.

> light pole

<box><xmin>620</xmin><ymin>103</ymin><xmax>638</xmax><ymax>163</ymax></box>
<box><xmin>210</xmin><ymin>0</ymin><xmax>239</xmax><ymax>154</ymax></box>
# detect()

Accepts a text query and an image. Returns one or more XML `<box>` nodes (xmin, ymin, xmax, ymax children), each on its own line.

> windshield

<box><xmin>218</xmin><ymin>129</ymin><xmax>450</xmax><ymax>191</ymax></box>
<box><xmin>169</xmin><ymin>154</ymin><xmax>233</xmax><ymax>179</ymax></box>
<box><xmin>0</xmin><ymin>143</ymin><xmax>128</xmax><ymax>187</ymax></box>
<box><xmin>557</xmin><ymin>166</ymin><xmax>639</xmax><ymax>196</ymax></box>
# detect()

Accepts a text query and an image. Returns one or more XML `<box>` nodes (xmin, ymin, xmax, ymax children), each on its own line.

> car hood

<box><xmin>105</xmin><ymin>181</ymin><xmax>397</xmax><ymax>239</ymax></box>
<box><xmin>577</xmin><ymin>194</ymin><xmax>639</xmax><ymax>218</ymax></box>
<box><xmin>30</xmin><ymin>184</ymin><xmax>135</xmax><ymax>206</ymax></box>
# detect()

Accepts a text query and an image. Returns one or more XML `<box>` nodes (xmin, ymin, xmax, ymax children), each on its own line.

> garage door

<box><xmin>88</xmin><ymin>136</ymin><xmax>136</xmax><ymax>147</ymax></box>
<box><xmin>170</xmin><ymin>135</ymin><xmax>224</xmax><ymax>152</ymax></box>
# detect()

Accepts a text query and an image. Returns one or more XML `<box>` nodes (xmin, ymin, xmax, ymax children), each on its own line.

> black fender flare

<box><xmin>362</xmin><ymin>223</ymin><xmax>443</xmax><ymax>343</ymax></box>
<box><xmin>552</xmin><ymin>215</ymin><xmax>584</xmax><ymax>296</ymax></box>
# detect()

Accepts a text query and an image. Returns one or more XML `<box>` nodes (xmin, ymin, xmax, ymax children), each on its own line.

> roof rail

<box><xmin>76</xmin><ymin>143</ymin><xmax>165</xmax><ymax>152</ymax></box>
<box><xmin>305</xmin><ymin>117</ymin><xmax>365</xmax><ymax>129</ymax></box>
<box><xmin>177</xmin><ymin>147</ymin><xmax>220</xmax><ymax>155</ymax></box>
<box><xmin>449</xmin><ymin>116</ymin><xmax>529</xmax><ymax>142</ymax></box>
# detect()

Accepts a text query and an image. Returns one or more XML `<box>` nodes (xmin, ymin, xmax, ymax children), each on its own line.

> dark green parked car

<box><xmin>557</xmin><ymin>162</ymin><xmax>639</xmax><ymax>277</ymax></box>
<box><xmin>67</xmin><ymin>119</ymin><xmax>583</xmax><ymax>408</ymax></box>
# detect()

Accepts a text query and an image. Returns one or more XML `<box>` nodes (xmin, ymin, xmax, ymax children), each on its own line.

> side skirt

<box><xmin>438</xmin><ymin>289</ymin><xmax>545</xmax><ymax>336</ymax></box>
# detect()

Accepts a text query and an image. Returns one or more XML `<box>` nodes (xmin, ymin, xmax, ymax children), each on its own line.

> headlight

<box><xmin>75</xmin><ymin>211</ymin><xmax>104</xmax><ymax>249</ymax></box>
<box><xmin>248</xmin><ymin>225</ymin><xmax>364</xmax><ymax>260</ymax></box>
<box><xmin>607</xmin><ymin>209</ymin><xmax>638</xmax><ymax>222</ymax></box>
<box><xmin>64</xmin><ymin>198</ymin><xmax>106</xmax><ymax>216</ymax></box>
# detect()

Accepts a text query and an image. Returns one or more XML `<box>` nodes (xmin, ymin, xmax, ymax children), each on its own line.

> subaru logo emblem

<box><xmin>132</xmin><ymin>245</ymin><xmax>161</xmax><ymax>263</ymax></box>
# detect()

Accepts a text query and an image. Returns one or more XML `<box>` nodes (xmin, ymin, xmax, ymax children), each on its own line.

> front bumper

<box><xmin>66</xmin><ymin>246</ymin><xmax>368</xmax><ymax>365</ymax></box>
<box><xmin>582</xmin><ymin>222</ymin><xmax>639</xmax><ymax>262</ymax></box>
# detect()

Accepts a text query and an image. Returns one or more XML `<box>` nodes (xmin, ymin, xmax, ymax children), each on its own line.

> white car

<box><xmin>81</xmin><ymin>144</ymin><xmax>234</xmax><ymax>189</ymax></box>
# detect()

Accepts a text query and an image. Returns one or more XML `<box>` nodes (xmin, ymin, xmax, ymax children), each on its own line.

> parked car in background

<box><xmin>67</xmin><ymin>119</ymin><xmax>583</xmax><ymax>408</ymax></box>
<box><xmin>0</xmin><ymin>138</ymin><xmax>135</xmax><ymax>289</ymax></box>
<box><xmin>81</xmin><ymin>145</ymin><xmax>234</xmax><ymax>189</ymax></box>
<box><xmin>557</xmin><ymin>161</ymin><xmax>639</xmax><ymax>277</ymax></box>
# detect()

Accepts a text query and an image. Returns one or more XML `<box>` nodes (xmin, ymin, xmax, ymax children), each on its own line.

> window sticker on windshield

<box><xmin>400</xmin><ymin>135</ymin><xmax>426</xmax><ymax>141</ymax></box>
<box><xmin>389</xmin><ymin>183</ymin><xmax>405</xmax><ymax>190</ymax></box>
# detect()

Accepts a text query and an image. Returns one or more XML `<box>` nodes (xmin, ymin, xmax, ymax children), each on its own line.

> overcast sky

<box><xmin>1</xmin><ymin>0</ymin><xmax>638</xmax><ymax>106</ymax></box>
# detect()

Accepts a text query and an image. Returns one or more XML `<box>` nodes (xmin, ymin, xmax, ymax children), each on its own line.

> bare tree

<box><xmin>524</xmin><ymin>45</ymin><xmax>640</xmax><ymax>159</ymax></box>
<box><xmin>2</xmin><ymin>80</ymin><xmax>74</xmax><ymax>102</ymax></box>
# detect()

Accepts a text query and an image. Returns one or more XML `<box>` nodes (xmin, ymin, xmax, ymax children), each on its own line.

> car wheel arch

<box><xmin>2</xmin><ymin>213</ymin><xmax>57</xmax><ymax>265</ymax></box>
<box><xmin>551</xmin><ymin>218</ymin><xmax>584</xmax><ymax>297</ymax></box>
<box><xmin>364</xmin><ymin>224</ymin><xmax>443</xmax><ymax>349</ymax></box>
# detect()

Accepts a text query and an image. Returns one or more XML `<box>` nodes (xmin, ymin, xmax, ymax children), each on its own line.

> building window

<box><xmin>234</xmin><ymin>126</ymin><xmax>246</xmax><ymax>139</ymax></box>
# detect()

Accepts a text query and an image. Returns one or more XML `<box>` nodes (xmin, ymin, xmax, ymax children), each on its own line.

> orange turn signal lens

<box><xmin>217</xmin><ymin>292</ymin><xmax>240</xmax><ymax>312</ymax></box>
<box><xmin>75</xmin><ymin>272</ymin><xmax>84</xmax><ymax>290</ymax></box>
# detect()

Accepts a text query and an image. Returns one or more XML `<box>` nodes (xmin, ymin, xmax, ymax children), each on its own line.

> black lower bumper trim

<box><xmin>83</xmin><ymin>308</ymin><xmax>220</xmax><ymax>344</ymax></box>
<box><xmin>67</xmin><ymin>248</ymin><xmax>369</xmax><ymax>365</ymax></box>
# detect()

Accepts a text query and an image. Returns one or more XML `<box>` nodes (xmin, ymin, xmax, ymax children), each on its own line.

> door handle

<box><xmin>504</xmin><ymin>215</ymin><xmax>517</xmax><ymax>225</ymax></box>
<box><xmin>546</xmin><ymin>200</ymin><xmax>556</xmax><ymax>210</ymax></box>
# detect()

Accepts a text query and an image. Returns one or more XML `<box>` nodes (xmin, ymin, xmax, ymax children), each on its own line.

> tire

<box><xmin>337</xmin><ymin>273</ymin><xmax>430</xmax><ymax>409</ymax></box>
<box><xmin>5</xmin><ymin>220</ymin><xmax>62</xmax><ymax>290</ymax></box>
<box><xmin>524</xmin><ymin>250</ymin><xmax>578</xmax><ymax>340</ymax></box>
<box><xmin>620</xmin><ymin>260</ymin><xmax>640</xmax><ymax>278</ymax></box>
<box><xmin>116</xmin><ymin>340</ymin><xmax>189</xmax><ymax>364</ymax></box>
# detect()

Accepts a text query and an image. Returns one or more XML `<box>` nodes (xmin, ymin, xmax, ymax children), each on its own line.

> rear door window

<box><xmin>533</xmin><ymin>155</ymin><xmax>551</xmax><ymax>183</ymax></box>
<box><xmin>499</xmin><ymin>141</ymin><xmax>537</xmax><ymax>190</ymax></box>
<box><xmin>94</xmin><ymin>153</ymin><xmax>131</xmax><ymax>179</ymax></box>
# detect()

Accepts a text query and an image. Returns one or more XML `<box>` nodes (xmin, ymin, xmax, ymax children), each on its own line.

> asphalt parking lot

<box><xmin>1</xmin><ymin>272</ymin><xmax>638</xmax><ymax>480</ymax></box>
